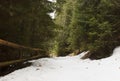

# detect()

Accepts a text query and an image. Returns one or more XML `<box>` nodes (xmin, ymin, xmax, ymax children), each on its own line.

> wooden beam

<box><xmin>0</xmin><ymin>55</ymin><xmax>42</xmax><ymax>67</ymax></box>
<box><xmin>0</xmin><ymin>39</ymin><xmax>47</xmax><ymax>67</ymax></box>
<box><xmin>0</xmin><ymin>39</ymin><xmax>42</xmax><ymax>51</ymax></box>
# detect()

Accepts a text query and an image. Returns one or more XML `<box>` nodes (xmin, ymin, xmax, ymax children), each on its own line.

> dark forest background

<box><xmin>0</xmin><ymin>0</ymin><xmax>120</xmax><ymax>62</ymax></box>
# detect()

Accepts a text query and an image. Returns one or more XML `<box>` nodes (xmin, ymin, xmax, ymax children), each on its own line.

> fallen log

<box><xmin>0</xmin><ymin>54</ymin><xmax>44</xmax><ymax>67</ymax></box>
<box><xmin>0</xmin><ymin>39</ymin><xmax>47</xmax><ymax>67</ymax></box>
<box><xmin>0</xmin><ymin>39</ymin><xmax>42</xmax><ymax>51</ymax></box>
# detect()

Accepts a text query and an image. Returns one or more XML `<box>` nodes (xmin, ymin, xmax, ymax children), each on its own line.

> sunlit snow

<box><xmin>0</xmin><ymin>47</ymin><xmax>120</xmax><ymax>81</ymax></box>
<box><xmin>49</xmin><ymin>11</ymin><xmax>56</xmax><ymax>19</ymax></box>
<box><xmin>48</xmin><ymin>0</ymin><xmax>56</xmax><ymax>2</ymax></box>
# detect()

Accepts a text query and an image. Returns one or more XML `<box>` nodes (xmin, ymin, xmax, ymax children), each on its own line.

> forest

<box><xmin>54</xmin><ymin>0</ymin><xmax>120</xmax><ymax>59</ymax></box>
<box><xmin>0</xmin><ymin>0</ymin><xmax>120</xmax><ymax>75</ymax></box>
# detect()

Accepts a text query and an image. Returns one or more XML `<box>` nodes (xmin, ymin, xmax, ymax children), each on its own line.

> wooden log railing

<box><xmin>0</xmin><ymin>55</ymin><xmax>41</xmax><ymax>67</ymax></box>
<box><xmin>0</xmin><ymin>39</ymin><xmax>42</xmax><ymax>51</ymax></box>
<box><xmin>0</xmin><ymin>39</ymin><xmax>46</xmax><ymax>67</ymax></box>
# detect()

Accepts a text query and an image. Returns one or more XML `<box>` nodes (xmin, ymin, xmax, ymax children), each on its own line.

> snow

<box><xmin>47</xmin><ymin>0</ymin><xmax>56</xmax><ymax>19</ymax></box>
<box><xmin>49</xmin><ymin>11</ymin><xmax>56</xmax><ymax>19</ymax></box>
<box><xmin>48</xmin><ymin>0</ymin><xmax>56</xmax><ymax>2</ymax></box>
<box><xmin>0</xmin><ymin>47</ymin><xmax>120</xmax><ymax>81</ymax></box>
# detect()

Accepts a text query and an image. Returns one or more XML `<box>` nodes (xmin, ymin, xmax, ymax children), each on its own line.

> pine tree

<box><xmin>0</xmin><ymin>0</ymin><xmax>55</xmax><ymax>59</ymax></box>
<box><xmin>53</xmin><ymin>0</ymin><xmax>75</xmax><ymax>56</ymax></box>
<box><xmin>55</xmin><ymin>0</ymin><xmax>120</xmax><ymax>59</ymax></box>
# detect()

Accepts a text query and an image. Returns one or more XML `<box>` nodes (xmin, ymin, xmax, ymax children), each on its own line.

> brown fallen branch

<box><xmin>0</xmin><ymin>54</ymin><xmax>43</xmax><ymax>67</ymax></box>
<box><xmin>0</xmin><ymin>39</ymin><xmax>42</xmax><ymax>51</ymax></box>
<box><xmin>0</xmin><ymin>39</ymin><xmax>47</xmax><ymax>67</ymax></box>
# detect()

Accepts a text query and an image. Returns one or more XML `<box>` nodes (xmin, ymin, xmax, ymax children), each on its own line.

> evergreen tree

<box><xmin>53</xmin><ymin>0</ymin><xmax>75</xmax><ymax>56</ymax></box>
<box><xmin>55</xmin><ymin>0</ymin><xmax>120</xmax><ymax>59</ymax></box>
<box><xmin>0</xmin><ymin>0</ymin><xmax>55</xmax><ymax>56</ymax></box>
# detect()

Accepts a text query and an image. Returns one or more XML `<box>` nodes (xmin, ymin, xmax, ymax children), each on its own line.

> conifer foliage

<box><xmin>55</xmin><ymin>0</ymin><xmax>120</xmax><ymax>59</ymax></box>
<box><xmin>0</xmin><ymin>0</ymin><xmax>120</xmax><ymax>60</ymax></box>
<box><xmin>0</xmin><ymin>0</ymin><xmax>55</xmax><ymax>51</ymax></box>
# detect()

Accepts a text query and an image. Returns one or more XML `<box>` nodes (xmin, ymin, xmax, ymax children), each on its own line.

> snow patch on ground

<box><xmin>0</xmin><ymin>47</ymin><xmax>120</xmax><ymax>81</ymax></box>
<box><xmin>48</xmin><ymin>0</ymin><xmax>56</xmax><ymax>2</ymax></box>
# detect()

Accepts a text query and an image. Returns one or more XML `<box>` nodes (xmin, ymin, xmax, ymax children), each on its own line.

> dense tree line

<box><xmin>0</xmin><ymin>0</ymin><xmax>55</xmax><ymax>51</ymax></box>
<box><xmin>54</xmin><ymin>0</ymin><xmax>120</xmax><ymax>59</ymax></box>
<box><xmin>0</xmin><ymin>0</ymin><xmax>120</xmax><ymax>60</ymax></box>
<box><xmin>0</xmin><ymin>0</ymin><xmax>55</xmax><ymax>61</ymax></box>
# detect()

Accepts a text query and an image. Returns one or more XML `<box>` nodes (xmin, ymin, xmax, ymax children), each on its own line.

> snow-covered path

<box><xmin>0</xmin><ymin>47</ymin><xmax>120</xmax><ymax>81</ymax></box>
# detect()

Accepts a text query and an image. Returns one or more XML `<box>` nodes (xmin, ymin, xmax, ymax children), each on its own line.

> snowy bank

<box><xmin>0</xmin><ymin>47</ymin><xmax>120</xmax><ymax>81</ymax></box>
